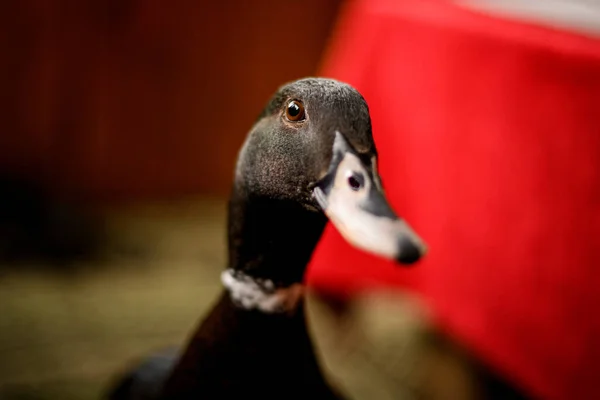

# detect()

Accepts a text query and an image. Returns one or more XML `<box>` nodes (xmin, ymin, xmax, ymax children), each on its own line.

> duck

<box><xmin>105</xmin><ymin>77</ymin><xmax>427</xmax><ymax>400</ymax></box>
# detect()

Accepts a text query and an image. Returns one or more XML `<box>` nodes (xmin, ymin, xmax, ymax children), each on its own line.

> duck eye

<box><xmin>285</xmin><ymin>100</ymin><xmax>305</xmax><ymax>122</ymax></box>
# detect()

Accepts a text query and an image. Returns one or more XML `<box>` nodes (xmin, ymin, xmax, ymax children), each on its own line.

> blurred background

<box><xmin>0</xmin><ymin>1</ymin><xmax>343</xmax><ymax>399</ymax></box>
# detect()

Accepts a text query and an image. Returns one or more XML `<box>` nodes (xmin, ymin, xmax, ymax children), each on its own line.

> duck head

<box><xmin>228</xmin><ymin>78</ymin><xmax>427</xmax><ymax>288</ymax></box>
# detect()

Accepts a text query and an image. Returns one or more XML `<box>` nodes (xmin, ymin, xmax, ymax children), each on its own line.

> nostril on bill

<box><xmin>396</xmin><ymin>237</ymin><xmax>423</xmax><ymax>265</ymax></box>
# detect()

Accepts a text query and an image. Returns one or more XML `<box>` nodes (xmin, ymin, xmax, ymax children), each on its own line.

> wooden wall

<box><xmin>0</xmin><ymin>1</ymin><xmax>343</xmax><ymax>203</ymax></box>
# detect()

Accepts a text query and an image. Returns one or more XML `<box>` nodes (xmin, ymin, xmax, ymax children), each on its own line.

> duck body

<box><xmin>160</xmin><ymin>293</ymin><xmax>340</xmax><ymax>399</ymax></box>
<box><xmin>107</xmin><ymin>348</ymin><xmax>179</xmax><ymax>400</ymax></box>
<box><xmin>106</xmin><ymin>78</ymin><xmax>426</xmax><ymax>400</ymax></box>
<box><xmin>108</xmin><ymin>292</ymin><xmax>338</xmax><ymax>400</ymax></box>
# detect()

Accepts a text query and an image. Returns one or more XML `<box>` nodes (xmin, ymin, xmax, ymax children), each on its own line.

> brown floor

<box><xmin>0</xmin><ymin>197</ymin><xmax>228</xmax><ymax>399</ymax></box>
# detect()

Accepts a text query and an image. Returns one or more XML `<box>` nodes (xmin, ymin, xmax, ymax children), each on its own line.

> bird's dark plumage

<box><xmin>106</xmin><ymin>77</ymin><xmax>426</xmax><ymax>400</ymax></box>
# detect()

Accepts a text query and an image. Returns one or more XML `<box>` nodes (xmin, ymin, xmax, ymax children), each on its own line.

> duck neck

<box><xmin>161</xmin><ymin>185</ymin><xmax>339</xmax><ymax>398</ymax></box>
<box><xmin>226</xmin><ymin>183</ymin><xmax>327</xmax><ymax>288</ymax></box>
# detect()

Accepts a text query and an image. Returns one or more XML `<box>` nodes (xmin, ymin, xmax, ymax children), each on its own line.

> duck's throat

<box><xmin>221</xmin><ymin>268</ymin><xmax>305</xmax><ymax>314</ymax></box>
<box><xmin>226</xmin><ymin>186</ymin><xmax>327</xmax><ymax>303</ymax></box>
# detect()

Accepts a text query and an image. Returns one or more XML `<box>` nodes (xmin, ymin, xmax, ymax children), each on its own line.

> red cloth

<box><xmin>306</xmin><ymin>1</ymin><xmax>600</xmax><ymax>399</ymax></box>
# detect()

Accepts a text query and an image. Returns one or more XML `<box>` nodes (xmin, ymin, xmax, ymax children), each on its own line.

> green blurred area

<box><xmin>0</xmin><ymin>198</ymin><xmax>227</xmax><ymax>400</ymax></box>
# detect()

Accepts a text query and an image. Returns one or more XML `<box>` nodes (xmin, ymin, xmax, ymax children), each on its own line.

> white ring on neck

<box><xmin>221</xmin><ymin>269</ymin><xmax>304</xmax><ymax>314</ymax></box>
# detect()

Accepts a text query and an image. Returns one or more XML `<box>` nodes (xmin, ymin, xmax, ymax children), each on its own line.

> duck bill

<box><xmin>313</xmin><ymin>132</ymin><xmax>427</xmax><ymax>265</ymax></box>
